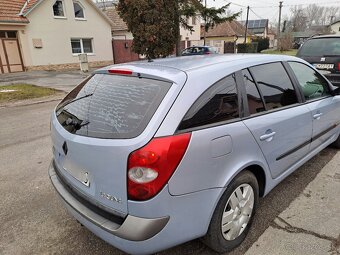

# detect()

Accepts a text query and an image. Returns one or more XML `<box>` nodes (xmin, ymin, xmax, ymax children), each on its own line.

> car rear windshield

<box><xmin>298</xmin><ymin>38</ymin><xmax>340</xmax><ymax>57</ymax></box>
<box><xmin>56</xmin><ymin>74</ymin><xmax>171</xmax><ymax>139</ymax></box>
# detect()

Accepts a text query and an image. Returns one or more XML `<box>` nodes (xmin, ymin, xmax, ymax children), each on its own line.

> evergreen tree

<box><xmin>117</xmin><ymin>0</ymin><xmax>239</xmax><ymax>58</ymax></box>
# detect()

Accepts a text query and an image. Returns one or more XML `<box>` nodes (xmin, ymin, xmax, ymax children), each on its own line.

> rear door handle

<box><xmin>260</xmin><ymin>131</ymin><xmax>276</xmax><ymax>141</ymax></box>
<box><xmin>313</xmin><ymin>113</ymin><xmax>323</xmax><ymax>119</ymax></box>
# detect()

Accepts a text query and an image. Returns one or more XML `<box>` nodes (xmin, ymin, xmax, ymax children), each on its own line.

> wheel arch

<box><xmin>245</xmin><ymin>164</ymin><xmax>266</xmax><ymax>197</ymax></box>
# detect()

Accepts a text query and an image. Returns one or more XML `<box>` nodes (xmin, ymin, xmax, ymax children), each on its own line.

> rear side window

<box><xmin>288</xmin><ymin>62</ymin><xmax>331</xmax><ymax>100</ymax></box>
<box><xmin>242</xmin><ymin>69</ymin><xmax>265</xmax><ymax>114</ymax></box>
<box><xmin>178</xmin><ymin>74</ymin><xmax>239</xmax><ymax>131</ymax></box>
<box><xmin>56</xmin><ymin>74</ymin><xmax>171</xmax><ymax>139</ymax></box>
<box><xmin>250</xmin><ymin>62</ymin><xmax>298</xmax><ymax>111</ymax></box>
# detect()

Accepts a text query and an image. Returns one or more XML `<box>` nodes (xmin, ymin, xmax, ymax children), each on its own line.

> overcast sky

<box><xmin>208</xmin><ymin>0</ymin><xmax>340</xmax><ymax>25</ymax></box>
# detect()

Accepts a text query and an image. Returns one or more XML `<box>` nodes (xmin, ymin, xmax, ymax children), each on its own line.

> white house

<box><xmin>0</xmin><ymin>0</ymin><xmax>114</xmax><ymax>73</ymax></box>
<box><xmin>330</xmin><ymin>20</ymin><xmax>340</xmax><ymax>35</ymax></box>
<box><xmin>180</xmin><ymin>15</ymin><xmax>201</xmax><ymax>48</ymax></box>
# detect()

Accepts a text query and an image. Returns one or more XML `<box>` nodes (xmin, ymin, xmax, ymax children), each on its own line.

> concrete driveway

<box><xmin>0</xmin><ymin>70</ymin><xmax>90</xmax><ymax>92</ymax></box>
<box><xmin>0</xmin><ymin>99</ymin><xmax>339</xmax><ymax>255</ymax></box>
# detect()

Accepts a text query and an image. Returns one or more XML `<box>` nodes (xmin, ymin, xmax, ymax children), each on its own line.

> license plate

<box><xmin>313</xmin><ymin>63</ymin><xmax>334</xmax><ymax>70</ymax></box>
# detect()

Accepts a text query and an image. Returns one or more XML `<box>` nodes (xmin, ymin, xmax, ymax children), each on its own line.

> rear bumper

<box><xmin>49</xmin><ymin>161</ymin><xmax>223</xmax><ymax>254</ymax></box>
<box><xmin>49</xmin><ymin>162</ymin><xmax>169</xmax><ymax>242</ymax></box>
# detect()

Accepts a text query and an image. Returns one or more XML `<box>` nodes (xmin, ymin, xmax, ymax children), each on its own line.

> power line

<box><xmin>230</xmin><ymin>0</ymin><xmax>340</xmax><ymax>9</ymax></box>
<box><xmin>228</xmin><ymin>2</ymin><xmax>247</xmax><ymax>8</ymax></box>
<box><xmin>284</xmin><ymin>0</ymin><xmax>340</xmax><ymax>6</ymax></box>
<box><xmin>249</xmin><ymin>8</ymin><xmax>265</xmax><ymax>20</ymax></box>
<box><xmin>269</xmin><ymin>9</ymin><xmax>279</xmax><ymax>22</ymax></box>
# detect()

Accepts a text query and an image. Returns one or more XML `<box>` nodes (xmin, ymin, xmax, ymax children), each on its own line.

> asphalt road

<box><xmin>0</xmin><ymin>101</ymin><xmax>338</xmax><ymax>255</ymax></box>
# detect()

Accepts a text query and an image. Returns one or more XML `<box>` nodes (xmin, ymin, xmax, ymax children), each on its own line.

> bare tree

<box><xmin>305</xmin><ymin>4</ymin><xmax>323</xmax><ymax>27</ymax></box>
<box><xmin>289</xmin><ymin>5</ymin><xmax>307</xmax><ymax>32</ymax></box>
<box><xmin>287</xmin><ymin>4</ymin><xmax>340</xmax><ymax>31</ymax></box>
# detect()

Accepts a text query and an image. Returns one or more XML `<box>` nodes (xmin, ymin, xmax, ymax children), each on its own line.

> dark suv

<box><xmin>297</xmin><ymin>35</ymin><xmax>340</xmax><ymax>86</ymax></box>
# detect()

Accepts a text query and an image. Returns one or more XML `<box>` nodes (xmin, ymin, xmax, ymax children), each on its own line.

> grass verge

<box><xmin>0</xmin><ymin>84</ymin><xmax>60</xmax><ymax>103</ymax></box>
<box><xmin>261</xmin><ymin>49</ymin><xmax>298</xmax><ymax>56</ymax></box>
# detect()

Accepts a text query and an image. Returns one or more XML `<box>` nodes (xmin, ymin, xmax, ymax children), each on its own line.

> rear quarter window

<box><xmin>178</xmin><ymin>74</ymin><xmax>239</xmax><ymax>131</ymax></box>
<box><xmin>56</xmin><ymin>74</ymin><xmax>171</xmax><ymax>139</ymax></box>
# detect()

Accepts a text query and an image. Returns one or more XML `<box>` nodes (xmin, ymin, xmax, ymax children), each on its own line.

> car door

<box><xmin>242</xmin><ymin>62</ymin><xmax>313</xmax><ymax>179</ymax></box>
<box><xmin>287</xmin><ymin>61</ymin><xmax>340</xmax><ymax>150</ymax></box>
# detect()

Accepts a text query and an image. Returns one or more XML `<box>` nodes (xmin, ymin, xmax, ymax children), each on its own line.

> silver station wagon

<box><xmin>49</xmin><ymin>54</ymin><xmax>340</xmax><ymax>254</ymax></box>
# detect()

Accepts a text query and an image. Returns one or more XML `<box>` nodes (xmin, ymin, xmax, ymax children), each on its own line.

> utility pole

<box><xmin>244</xmin><ymin>6</ymin><xmax>250</xmax><ymax>44</ymax></box>
<box><xmin>277</xmin><ymin>1</ymin><xmax>283</xmax><ymax>50</ymax></box>
<box><xmin>203</xmin><ymin>0</ymin><xmax>207</xmax><ymax>45</ymax></box>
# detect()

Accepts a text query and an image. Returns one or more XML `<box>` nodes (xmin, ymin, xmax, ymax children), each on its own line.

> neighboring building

<box><xmin>267</xmin><ymin>27</ymin><xmax>277</xmax><ymax>48</ymax></box>
<box><xmin>95</xmin><ymin>0</ymin><xmax>117</xmax><ymax>10</ymax></box>
<box><xmin>180</xmin><ymin>15</ymin><xmax>201</xmax><ymax>48</ymax></box>
<box><xmin>241</xmin><ymin>19</ymin><xmax>269</xmax><ymax>38</ymax></box>
<box><xmin>104</xmin><ymin>7</ymin><xmax>201</xmax><ymax>63</ymax></box>
<box><xmin>104</xmin><ymin>8</ymin><xmax>132</xmax><ymax>40</ymax></box>
<box><xmin>0</xmin><ymin>0</ymin><xmax>114</xmax><ymax>73</ymax></box>
<box><xmin>330</xmin><ymin>20</ymin><xmax>340</xmax><ymax>34</ymax></box>
<box><xmin>104</xmin><ymin>7</ymin><xmax>138</xmax><ymax>64</ymax></box>
<box><xmin>292</xmin><ymin>31</ymin><xmax>317</xmax><ymax>45</ymax></box>
<box><xmin>202</xmin><ymin>20</ymin><xmax>252</xmax><ymax>54</ymax></box>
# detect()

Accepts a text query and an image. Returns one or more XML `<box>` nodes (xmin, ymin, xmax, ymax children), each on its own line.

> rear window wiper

<box><xmin>57</xmin><ymin>93</ymin><xmax>94</xmax><ymax>111</ymax></box>
<box><xmin>66</xmin><ymin>119</ymin><xmax>90</xmax><ymax>130</ymax></box>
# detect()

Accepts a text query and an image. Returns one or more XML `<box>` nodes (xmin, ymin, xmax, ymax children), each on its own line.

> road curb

<box><xmin>0</xmin><ymin>94</ymin><xmax>65</xmax><ymax>109</ymax></box>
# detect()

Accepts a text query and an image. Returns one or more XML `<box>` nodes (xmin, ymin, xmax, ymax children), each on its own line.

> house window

<box><xmin>73</xmin><ymin>2</ymin><xmax>85</xmax><ymax>19</ymax></box>
<box><xmin>338</xmin><ymin>27</ymin><xmax>340</xmax><ymax>32</ymax></box>
<box><xmin>0</xmin><ymin>31</ymin><xmax>17</xmax><ymax>38</ymax></box>
<box><xmin>192</xmin><ymin>16</ymin><xmax>196</xmax><ymax>25</ymax></box>
<box><xmin>53</xmin><ymin>0</ymin><xmax>65</xmax><ymax>17</ymax></box>
<box><xmin>71</xmin><ymin>38</ymin><xmax>93</xmax><ymax>54</ymax></box>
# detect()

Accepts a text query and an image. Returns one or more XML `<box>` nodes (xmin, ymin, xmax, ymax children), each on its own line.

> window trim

<box><xmin>53</xmin><ymin>0</ymin><xmax>67</xmax><ymax>19</ymax></box>
<box><xmin>175</xmin><ymin>73</ymin><xmax>242</xmax><ymax>134</ymax></box>
<box><xmin>73</xmin><ymin>1</ymin><xmax>86</xmax><ymax>20</ymax></box>
<box><xmin>240</xmin><ymin>68</ymin><xmax>266</xmax><ymax>117</ymax></box>
<box><xmin>71</xmin><ymin>38</ymin><xmax>94</xmax><ymax>55</ymax></box>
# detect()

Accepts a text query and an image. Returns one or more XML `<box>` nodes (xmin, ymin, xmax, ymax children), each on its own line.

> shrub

<box><xmin>252</xmin><ymin>37</ymin><xmax>270</xmax><ymax>52</ymax></box>
<box><xmin>237</xmin><ymin>43</ymin><xmax>257</xmax><ymax>53</ymax></box>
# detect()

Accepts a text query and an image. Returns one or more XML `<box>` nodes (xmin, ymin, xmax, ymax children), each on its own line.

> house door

<box><xmin>0</xmin><ymin>31</ymin><xmax>24</xmax><ymax>74</ymax></box>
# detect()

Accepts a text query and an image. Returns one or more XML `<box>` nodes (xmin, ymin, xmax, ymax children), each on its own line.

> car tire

<box><xmin>202</xmin><ymin>170</ymin><xmax>259</xmax><ymax>253</ymax></box>
<box><xmin>332</xmin><ymin>134</ymin><xmax>340</xmax><ymax>149</ymax></box>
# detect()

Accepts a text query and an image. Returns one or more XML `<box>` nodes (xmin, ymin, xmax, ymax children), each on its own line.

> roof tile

<box><xmin>202</xmin><ymin>20</ymin><xmax>252</xmax><ymax>38</ymax></box>
<box><xmin>0</xmin><ymin>0</ymin><xmax>40</xmax><ymax>23</ymax></box>
<box><xmin>104</xmin><ymin>7</ymin><xmax>128</xmax><ymax>32</ymax></box>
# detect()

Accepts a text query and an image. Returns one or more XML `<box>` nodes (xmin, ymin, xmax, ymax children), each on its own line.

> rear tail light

<box><xmin>127</xmin><ymin>133</ymin><xmax>191</xmax><ymax>201</ymax></box>
<box><xmin>108</xmin><ymin>69</ymin><xmax>133</xmax><ymax>75</ymax></box>
<box><xmin>204</xmin><ymin>51</ymin><xmax>211</xmax><ymax>55</ymax></box>
<box><xmin>338</xmin><ymin>63</ymin><xmax>340</xmax><ymax>71</ymax></box>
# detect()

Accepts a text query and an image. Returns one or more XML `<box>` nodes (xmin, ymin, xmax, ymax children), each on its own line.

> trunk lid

<box><xmin>51</xmin><ymin>67</ymin><xmax>187</xmax><ymax>215</ymax></box>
